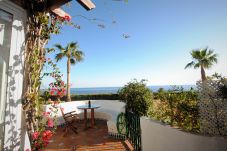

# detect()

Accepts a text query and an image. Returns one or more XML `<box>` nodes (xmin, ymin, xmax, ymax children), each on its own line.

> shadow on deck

<box><xmin>43</xmin><ymin>120</ymin><xmax>127</xmax><ymax>151</ymax></box>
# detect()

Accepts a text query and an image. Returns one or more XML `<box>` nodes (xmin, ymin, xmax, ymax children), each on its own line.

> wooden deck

<box><xmin>42</xmin><ymin>120</ymin><xmax>127</xmax><ymax>151</ymax></box>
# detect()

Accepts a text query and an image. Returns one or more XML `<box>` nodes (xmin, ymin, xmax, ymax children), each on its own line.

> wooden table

<box><xmin>77</xmin><ymin>104</ymin><xmax>101</xmax><ymax>130</ymax></box>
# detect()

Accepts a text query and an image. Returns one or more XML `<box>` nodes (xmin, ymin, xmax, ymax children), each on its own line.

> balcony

<box><xmin>43</xmin><ymin>120</ymin><xmax>126</xmax><ymax>151</ymax></box>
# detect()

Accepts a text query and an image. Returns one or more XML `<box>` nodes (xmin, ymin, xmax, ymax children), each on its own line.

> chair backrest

<box><xmin>59</xmin><ymin>106</ymin><xmax>64</xmax><ymax>114</ymax></box>
<box><xmin>59</xmin><ymin>106</ymin><xmax>67</xmax><ymax>121</ymax></box>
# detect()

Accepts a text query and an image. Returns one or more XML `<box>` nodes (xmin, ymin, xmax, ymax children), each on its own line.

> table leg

<box><xmin>84</xmin><ymin>109</ymin><xmax>87</xmax><ymax>130</ymax></box>
<box><xmin>91</xmin><ymin>108</ymin><xmax>94</xmax><ymax>128</ymax></box>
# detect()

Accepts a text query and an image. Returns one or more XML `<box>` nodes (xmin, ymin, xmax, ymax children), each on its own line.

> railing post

<box><xmin>125</xmin><ymin>110</ymin><xmax>142</xmax><ymax>151</ymax></box>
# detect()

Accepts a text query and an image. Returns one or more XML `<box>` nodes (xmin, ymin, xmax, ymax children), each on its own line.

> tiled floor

<box><xmin>43</xmin><ymin>120</ymin><xmax>127</xmax><ymax>151</ymax></box>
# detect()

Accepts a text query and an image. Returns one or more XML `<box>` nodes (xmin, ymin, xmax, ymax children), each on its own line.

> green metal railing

<box><xmin>126</xmin><ymin>111</ymin><xmax>141</xmax><ymax>151</ymax></box>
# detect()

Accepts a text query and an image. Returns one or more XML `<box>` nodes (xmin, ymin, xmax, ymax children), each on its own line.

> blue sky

<box><xmin>42</xmin><ymin>0</ymin><xmax>227</xmax><ymax>88</ymax></box>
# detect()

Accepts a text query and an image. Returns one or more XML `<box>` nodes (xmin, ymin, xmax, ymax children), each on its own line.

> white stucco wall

<box><xmin>140</xmin><ymin>117</ymin><xmax>227</xmax><ymax>151</ymax></box>
<box><xmin>0</xmin><ymin>1</ymin><xmax>28</xmax><ymax>150</ymax></box>
<box><xmin>43</xmin><ymin>100</ymin><xmax>125</xmax><ymax>125</ymax></box>
<box><xmin>43</xmin><ymin>100</ymin><xmax>125</xmax><ymax>135</ymax></box>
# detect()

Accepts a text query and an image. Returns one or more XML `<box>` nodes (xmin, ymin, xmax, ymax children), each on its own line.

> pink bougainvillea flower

<box><xmin>64</xmin><ymin>15</ymin><xmax>71</xmax><ymax>21</ymax></box>
<box><xmin>46</xmin><ymin>130</ymin><xmax>53</xmax><ymax>138</ymax></box>
<box><xmin>43</xmin><ymin>112</ymin><xmax>51</xmax><ymax>116</ymax></box>
<box><xmin>43</xmin><ymin>140</ymin><xmax>49</xmax><ymax>147</ymax></box>
<box><xmin>32</xmin><ymin>132</ymin><xmax>39</xmax><ymax>140</ymax></box>
<box><xmin>57</xmin><ymin>91</ymin><xmax>61</xmax><ymax>96</ymax></box>
<box><xmin>42</xmin><ymin>130</ymin><xmax>53</xmax><ymax>141</ymax></box>
<box><xmin>35</xmin><ymin>142</ymin><xmax>40</xmax><ymax>148</ymax></box>
<box><xmin>50</xmin><ymin>90</ymin><xmax>54</xmax><ymax>95</ymax></box>
<box><xmin>25</xmin><ymin>149</ymin><xmax>30</xmax><ymax>151</ymax></box>
<box><xmin>47</xmin><ymin>118</ymin><xmax>54</xmax><ymax>127</ymax></box>
<box><xmin>50</xmin><ymin>88</ymin><xmax>55</xmax><ymax>91</ymax></box>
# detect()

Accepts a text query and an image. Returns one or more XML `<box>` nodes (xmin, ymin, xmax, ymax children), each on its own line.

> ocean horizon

<box><xmin>67</xmin><ymin>85</ymin><xmax>196</xmax><ymax>95</ymax></box>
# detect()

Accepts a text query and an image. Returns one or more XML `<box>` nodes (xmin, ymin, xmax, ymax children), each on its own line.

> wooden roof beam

<box><xmin>48</xmin><ymin>0</ymin><xmax>95</xmax><ymax>11</ymax></box>
<box><xmin>76</xmin><ymin>0</ymin><xmax>96</xmax><ymax>11</ymax></box>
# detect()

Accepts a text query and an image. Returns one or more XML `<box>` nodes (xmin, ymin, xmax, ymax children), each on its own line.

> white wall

<box><xmin>140</xmin><ymin>117</ymin><xmax>227</xmax><ymax>151</ymax></box>
<box><xmin>43</xmin><ymin>100</ymin><xmax>125</xmax><ymax>125</ymax></box>
<box><xmin>0</xmin><ymin>1</ymin><xmax>27</xmax><ymax>150</ymax></box>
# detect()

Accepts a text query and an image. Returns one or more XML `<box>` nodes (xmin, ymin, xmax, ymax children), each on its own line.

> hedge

<box><xmin>41</xmin><ymin>93</ymin><xmax>119</xmax><ymax>103</ymax></box>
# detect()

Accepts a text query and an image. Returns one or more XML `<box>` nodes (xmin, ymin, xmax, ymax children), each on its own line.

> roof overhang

<box><xmin>48</xmin><ymin>0</ymin><xmax>95</xmax><ymax>11</ymax></box>
<box><xmin>76</xmin><ymin>0</ymin><xmax>96</xmax><ymax>11</ymax></box>
<box><xmin>48</xmin><ymin>0</ymin><xmax>95</xmax><ymax>20</ymax></box>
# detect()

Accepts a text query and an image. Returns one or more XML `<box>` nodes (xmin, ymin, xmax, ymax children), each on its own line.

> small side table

<box><xmin>77</xmin><ymin>104</ymin><xmax>101</xmax><ymax>130</ymax></box>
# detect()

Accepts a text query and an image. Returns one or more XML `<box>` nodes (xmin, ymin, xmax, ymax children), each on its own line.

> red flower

<box><xmin>42</xmin><ymin>130</ymin><xmax>53</xmax><ymax>141</ymax></box>
<box><xmin>32</xmin><ymin>132</ymin><xmax>39</xmax><ymax>140</ymax></box>
<box><xmin>35</xmin><ymin>142</ymin><xmax>40</xmax><ymax>148</ymax></box>
<box><xmin>50</xmin><ymin>90</ymin><xmax>54</xmax><ymax>95</ymax></box>
<box><xmin>47</xmin><ymin>118</ymin><xmax>54</xmax><ymax>128</ymax></box>
<box><xmin>64</xmin><ymin>15</ymin><xmax>71</xmax><ymax>21</ymax></box>
<box><xmin>43</xmin><ymin>140</ymin><xmax>49</xmax><ymax>147</ymax></box>
<box><xmin>43</xmin><ymin>112</ymin><xmax>51</xmax><ymax>116</ymax></box>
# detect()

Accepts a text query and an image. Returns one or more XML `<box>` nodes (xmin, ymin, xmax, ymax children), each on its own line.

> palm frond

<box><xmin>209</xmin><ymin>54</ymin><xmax>218</xmax><ymax>63</ymax></box>
<box><xmin>70</xmin><ymin>58</ymin><xmax>76</xmax><ymax>65</ymax></box>
<box><xmin>200</xmin><ymin>48</ymin><xmax>208</xmax><ymax>57</ymax></box>
<box><xmin>75</xmin><ymin>50</ymin><xmax>84</xmax><ymax>62</ymax></box>
<box><xmin>191</xmin><ymin>50</ymin><xmax>201</xmax><ymax>60</ymax></box>
<box><xmin>55</xmin><ymin>53</ymin><xmax>65</xmax><ymax>62</ymax></box>
<box><xmin>184</xmin><ymin>61</ymin><xmax>195</xmax><ymax>69</ymax></box>
<box><xmin>45</xmin><ymin>48</ymin><xmax>55</xmax><ymax>53</ymax></box>
<box><xmin>207</xmin><ymin>49</ymin><xmax>214</xmax><ymax>56</ymax></box>
<box><xmin>69</xmin><ymin>42</ymin><xmax>77</xmax><ymax>48</ymax></box>
<box><xmin>194</xmin><ymin>63</ymin><xmax>200</xmax><ymax>69</ymax></box>
<box><xmin>54</xmin><ymin>44</ymin><xmax>64</xmax><ymax>52</ymax></box>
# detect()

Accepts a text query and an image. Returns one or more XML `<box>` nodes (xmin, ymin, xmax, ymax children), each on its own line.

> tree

<box><xmin>118</xmin><ymin>79</ymin><xmax>153</xmax><ymax>116</ymax></box>
<box><xmin>185</xmin><ymin>47</ymin><xmax>218</xmax><ymax>81</ymax></box>
<box><xmin>54</xmin><ymin>42</ymin><xmax>84</xmax><ymax>101</ymax></box>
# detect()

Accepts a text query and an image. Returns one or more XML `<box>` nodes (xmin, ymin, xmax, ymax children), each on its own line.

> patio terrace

<box><xmin>43</xmin><ymin>120</ymin><xmax>127</xmax><ymax>151</ymax></box>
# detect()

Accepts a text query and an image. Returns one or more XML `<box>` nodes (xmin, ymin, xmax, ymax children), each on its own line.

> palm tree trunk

<box><xmin>67</xmin><ymin>57</ymin><xmax>71</xmax><ymax>101</ymax></box>
<box><xmin>201</xmin><ymin>66</ymin><xmax>206</xmax><ymax>81</ymax></box>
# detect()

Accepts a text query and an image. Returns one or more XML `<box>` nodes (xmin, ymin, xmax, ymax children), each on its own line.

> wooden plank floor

<box><xmin>42</xmin><ymin>120</ymin><xmax>127</xmax><ymax>151</ymax></box>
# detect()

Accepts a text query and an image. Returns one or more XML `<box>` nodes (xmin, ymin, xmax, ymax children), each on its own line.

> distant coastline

<box><xmin>62</xmin><ymin>85</ymin><xmax>196</xmax><ymax>95</ymax></box>
<box><xmin>41</xmin><ymin>85</ymin><xmax>196</xmax><ymax>95</ymax></box>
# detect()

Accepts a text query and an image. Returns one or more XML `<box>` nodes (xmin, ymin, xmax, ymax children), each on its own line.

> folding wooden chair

<box><xmin>60</xmin><ymin>106</ymin><xmax>80</xmax><ymax>136</ymax></box>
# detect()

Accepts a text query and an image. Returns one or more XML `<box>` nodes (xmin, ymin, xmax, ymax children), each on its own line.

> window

<box><xmin>0</xmin><ymin>9</ymin><xmax>13</xmax><ymax>149</ymax></box>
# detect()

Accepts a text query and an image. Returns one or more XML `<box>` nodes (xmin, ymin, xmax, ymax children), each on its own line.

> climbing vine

<box><xmin>22</xmin><ymin>1</ymin><xmax>79</xmax><ymax>146</ymax></box>
<box><xmin>21</xmin><ymin>1</ymin><xmax>128</xmax><ymax>149</ymax></box>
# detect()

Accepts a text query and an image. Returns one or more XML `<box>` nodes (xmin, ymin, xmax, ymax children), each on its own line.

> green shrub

<box><xmin>118</xmin><ymin>79</ymin><xmax>153</xmax><ymax>116</ymax></box>
<box><xmin>149</xmin><ymin>87</ymin><xmax>200</xmax><ymax>133</ymax></box>
<box><xmin>40</xmin><ymin>93</ymin><xmax>119</xmax><ymax>104</ymax></box>
<box><xmin>71</xmin><ymin>94</ymin><xmax>119</xmax><ymax>101</ymax></box>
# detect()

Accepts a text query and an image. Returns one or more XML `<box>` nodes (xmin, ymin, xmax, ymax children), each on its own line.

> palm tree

<box><xmin>55</xmin><ymin>42</ymin><xmax>84</xmax><ymax>101</ymax></box>
<box><xmin>185</xmin><ymin>47</ymin><xmax>218</xmax><ymax>81</ymax></box>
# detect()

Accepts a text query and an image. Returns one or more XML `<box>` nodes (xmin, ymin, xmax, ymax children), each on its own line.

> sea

<box><xmin>69</xmin><ymin>85</ymin><xmax>196</xmax><ymax>95</ymax></box>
